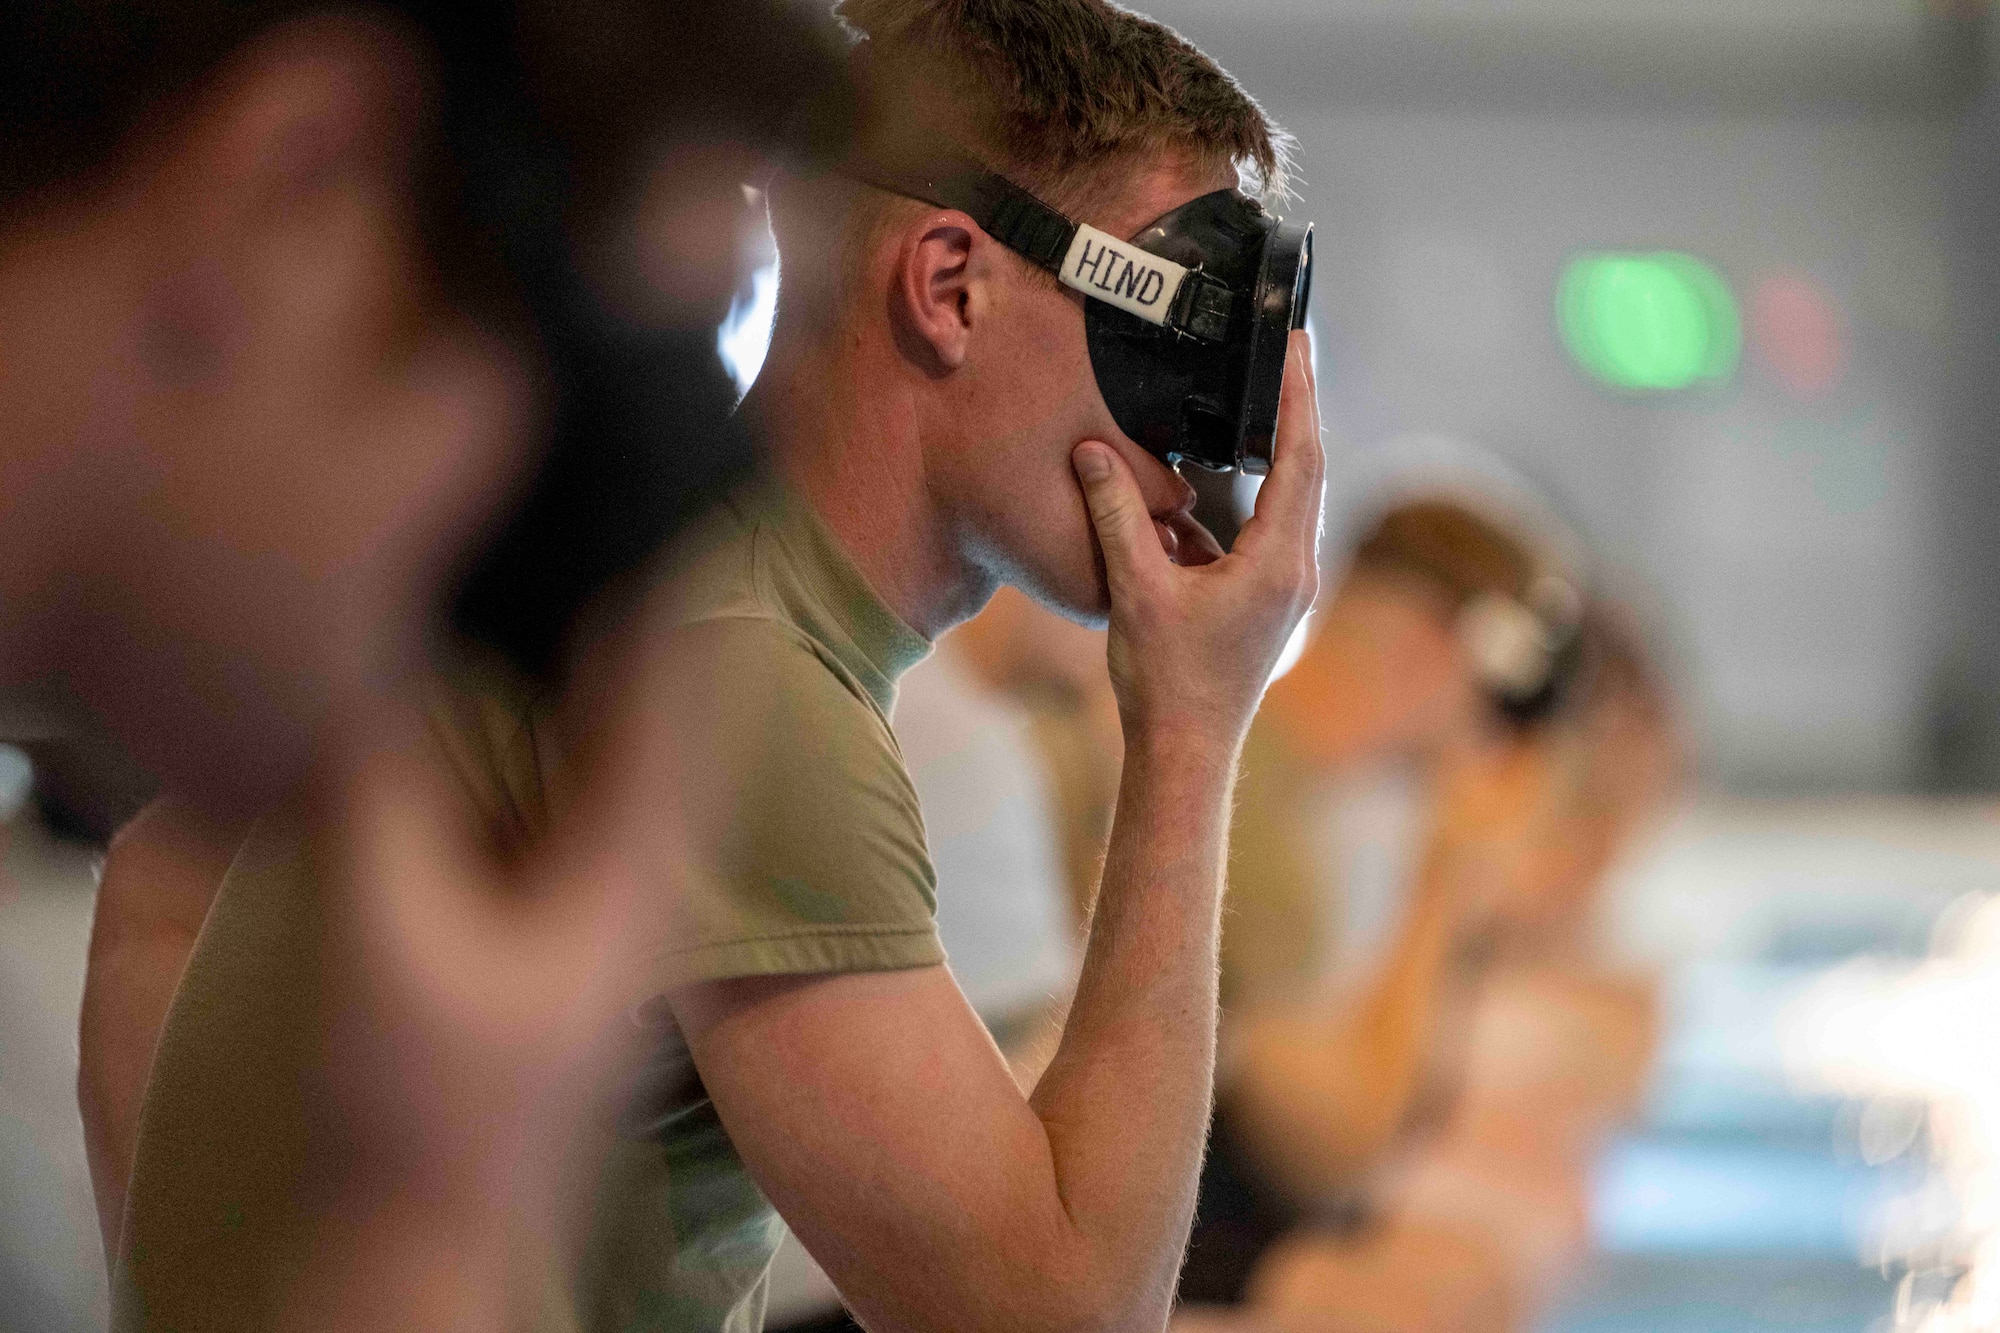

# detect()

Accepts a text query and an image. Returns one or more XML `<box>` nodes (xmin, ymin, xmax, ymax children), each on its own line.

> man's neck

<box><xmin>743</xmin><ymin>337</ymin><xmax>993</xmax><ymax>641</ymax></box>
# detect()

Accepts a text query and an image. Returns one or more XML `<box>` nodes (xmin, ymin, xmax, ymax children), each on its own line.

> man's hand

<box><xmin>1073</xmin><ymin>329</ymin><xmax>1324</xmax><ymax>749</ymax></box>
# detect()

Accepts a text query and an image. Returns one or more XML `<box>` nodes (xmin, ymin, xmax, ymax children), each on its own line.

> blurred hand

<box><xmin>1425</xmin><ymin>729</ymin><xmax>1571</xmax><ymax>926</ymax></box>
<box><xmin>1071</xmin><ymin>330</ymin><xmax>1324</xmax><ymax>751</ymax></box>
<box><xmin>288</xmin><ymin>637</ymin><xmax>683</xmax><ymax>1329</ymax></box>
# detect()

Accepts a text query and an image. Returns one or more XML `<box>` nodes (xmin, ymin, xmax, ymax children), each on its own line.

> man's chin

<box><xmin>1046</xmin><ymin>575</ymin><xmax>1113</xmax><ymax>630</ymax></box>
<box><xmin>1004</xmin><ymin>562</ymin><xmax>1110</xmax><ymax>630</ymax></box>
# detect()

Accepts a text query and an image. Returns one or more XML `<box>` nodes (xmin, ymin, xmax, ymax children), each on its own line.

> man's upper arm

<box><xmin>656</xmin><ymin>618</ymin><xmax>1095</xmax><ymax>1329</ymax></box>
<box><xmin>673</xmin><ymin>966</ymin><xmax>1088</xmax><ymax>1333</ymax></box>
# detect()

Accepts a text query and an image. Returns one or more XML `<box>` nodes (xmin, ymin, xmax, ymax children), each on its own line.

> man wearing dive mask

<box><xmin>598</xmin><ymin>3</ymin><xmax>1323</xmax><ymax>1331</ymax></box>
<box><xmin>849</xmin><ymin>146</ymin><xmax>1312</xmax><ymax>479</ymax></box>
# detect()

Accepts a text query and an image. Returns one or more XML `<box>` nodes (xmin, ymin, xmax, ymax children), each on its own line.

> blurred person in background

<box><xmin>1219</xmin><ymin>627</ymin><xmax>1678</xmax><ymax>1333</ymax></box>
<box><xmin>894</xmin><ymin>628</ymin><xmax>1086</xmax><ymax>1087</ymax></box>
<box><xmin>1165</xmin><ymin>487</ymin><xmax>1681</xmax><ymax>1331</ymax></box>
<box><xmin>3</xmin><ymin>0</ymin><xmax>855</xmax><ymax>1325</ymax></box>
<box><xmin>98</xmin><ymin>2</ymin><xmax>1322</xmax><ymax>1332</ymax></box>
<box><xmin>1193</xmin><ymin>496</ymin><xmax>1599</xmax><ymax>1234</ymax></box>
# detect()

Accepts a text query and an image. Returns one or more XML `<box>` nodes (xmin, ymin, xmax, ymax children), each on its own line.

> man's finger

<box><xmin>1167</xmin><ymin>511</ymin><xmax>1226</xmax><ymax>567</ymax></box>
<box><xmin>1237</xmin><ymin>332</ymin><xmax>1324</xmax><ymax>557</ymax></box>
<box><xmin>1073</xmin><ymin>442</ymin><xmax>1169</xmax><ymax>601</ymax></box>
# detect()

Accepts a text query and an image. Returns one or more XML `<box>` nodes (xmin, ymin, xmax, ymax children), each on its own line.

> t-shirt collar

<box><xmin>762</xmin><ymin>479</ymin><xmax>932</xmax><ymax>713</ymax></box>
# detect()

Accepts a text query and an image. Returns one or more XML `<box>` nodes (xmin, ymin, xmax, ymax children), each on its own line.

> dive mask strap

<box><xmin>843</xmin><ymin>158</ymin><xmax>1234</xmax><ymax>342</ymax></box>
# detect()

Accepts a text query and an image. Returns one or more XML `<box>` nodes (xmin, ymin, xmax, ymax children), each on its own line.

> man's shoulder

<box><xmin>655</xmin><ymin>492</ymin><xmax>774</xmax><ymax>626</ymax></box>
<box><xmin>652</xmin><ymin>599</ymin><xmax>941</xmax><ymax>991</ymax></box>
<box><xmin>654</xmin><ymin>478</ymin><xmax>813</xmax><ymax>630</ymax></box>
<box><xmin>660</xmin><ymin>609</ymin><xmax>941</xmax><ymax>986</ymax></box>
<box><xmin>667</xmin><ymin>610</ymin><xmax>919</xmax><ymax>863</ymax></box>
<box><xmin>646</xmin><ymin>491</ymin><xmax>869</xmax><ymax>701</ymax></box>
<box><xmin>666</xmin><ymin>609</ymin><xmax>890</xmax><ymax>749</ymax></box>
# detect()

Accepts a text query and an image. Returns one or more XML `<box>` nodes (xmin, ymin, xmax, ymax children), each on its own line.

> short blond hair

<box><xmin>767</xmin><ymin>0</ymin><xmax>1293</xmax><ymax>333</ymax></box>
<box><xmin>838</xmin><ymin>0</ymin><xmax>1292</xmax><ymax>207</ymax></box>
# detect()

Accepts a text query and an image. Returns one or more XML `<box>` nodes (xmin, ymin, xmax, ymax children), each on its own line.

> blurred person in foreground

<box><xmin>103</xmin><ymin>2</ymin><xmax>1322</xmax><ymax>1331</ymax></box>
<box><xmin>1171</xmin><ymin>498</ymin><xmax>1681</xmax><ymax>1332</ymax></box>
<box><xmin>0</xmin><ymin>0</ymin><xmax>842</xmax><ymax>824</ymax></box>
<box><xmin>1203</xmin><ymin>632</ymin><xmax>1678</xmax><ymax>1333</ymax></box>
<box><xmin>8</xmin><ymin>0</ymin><xmax>856</xmax><ymax>1325</ymax></box>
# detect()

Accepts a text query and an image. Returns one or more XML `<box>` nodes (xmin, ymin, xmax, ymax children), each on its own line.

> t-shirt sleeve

<box><xmin>657</xmin><ymin>615</ymin><xmax>943</xmax><ymax>989</ymax></box>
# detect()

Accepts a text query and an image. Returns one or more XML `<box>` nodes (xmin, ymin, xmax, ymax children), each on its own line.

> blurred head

<box><xmin>761</xmin><ymin>0</ymin><xmax>1290</xmax><ymax>621</ymax></box>
<box><xmin>0</xmin><ymin>1</ymin><xmax>849</xmax><ymax>813</ymax></box>
<box><xmin>1263</xmin><ymin>498</ymin><xmax>1573</xmax><ymax>769</ymax></box>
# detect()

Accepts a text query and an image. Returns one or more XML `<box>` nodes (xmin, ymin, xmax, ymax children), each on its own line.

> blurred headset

<box><xmin>1454</xmin><ymin>574</ymin><xmax>1588</xmax><ymax>726</ymax></box>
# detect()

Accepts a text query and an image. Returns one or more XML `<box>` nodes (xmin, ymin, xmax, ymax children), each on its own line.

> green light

<box><xmin>1558</xmin><ymin>252</ymin><xmax>1739</xmax><ymax>391</ymax></box>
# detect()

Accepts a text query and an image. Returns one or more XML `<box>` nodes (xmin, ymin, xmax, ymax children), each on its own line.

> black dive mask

<box><xmin>853</xmin><ymin>157</ymin><xmax>1313</xmax><ymax>474</ymax></box>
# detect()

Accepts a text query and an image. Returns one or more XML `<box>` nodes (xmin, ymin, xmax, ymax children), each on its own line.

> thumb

<box><xmin>1073</xmin><ymin>442</ymin><xmax>1166</xmax><ymax>599</ymax></box>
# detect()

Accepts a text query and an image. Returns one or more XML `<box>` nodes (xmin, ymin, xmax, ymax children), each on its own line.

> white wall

<box><xmin>1135</xmin><ymin>2</ymin><xmax>1981</xmax><ymax>790</ymax></box>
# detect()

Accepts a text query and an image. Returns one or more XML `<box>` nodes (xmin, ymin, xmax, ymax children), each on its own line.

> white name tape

<box><xmin>1060</xmin><ymin>224</ymin><xmax>1188</xmax><ymax>326</ymax></box>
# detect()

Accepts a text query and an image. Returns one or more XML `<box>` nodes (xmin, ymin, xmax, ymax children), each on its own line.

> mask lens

<box><xmin>1235</xmin><ymin>219</ymin><xmax>1313</xmax><ymax>476</ymax></box>
<box><xmin>1084</xmin><ymin>195</ymin><xmax>1313</xmax><ymax>476</ymax></box>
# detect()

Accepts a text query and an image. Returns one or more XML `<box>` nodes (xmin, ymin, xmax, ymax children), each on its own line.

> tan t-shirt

<box><xmin>118</xmin><ymin>479</ymin><xmax>942</xmax><ymax>1333</ymax></box>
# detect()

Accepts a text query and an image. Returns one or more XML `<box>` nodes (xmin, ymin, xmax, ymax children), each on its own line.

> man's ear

<box><xmin>890</xmin><ymin>212</ymin><xmax>980</xmax><ymax>374</ymax></box>
<box><xmin>138</xmin><ymin>15</ymin><xmax>432</xmax><ymax>384</ymax></box>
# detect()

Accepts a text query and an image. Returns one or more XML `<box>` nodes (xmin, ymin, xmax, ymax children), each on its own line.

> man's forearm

<box><xmin>1026</xmin><ymin>724</ymin><xmax>1239</xmax><ymax>1326</ymax></box>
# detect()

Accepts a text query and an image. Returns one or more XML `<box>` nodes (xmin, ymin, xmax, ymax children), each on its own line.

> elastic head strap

<box><xmin>845</xmin><ymin>158</ymin><xmax>1224</xmax><ymax>339</ymax></box>
<box><xmin>848</xmin><ymin>158</ymin><xmax>1076</xmax><ymax>272</ymax></box>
